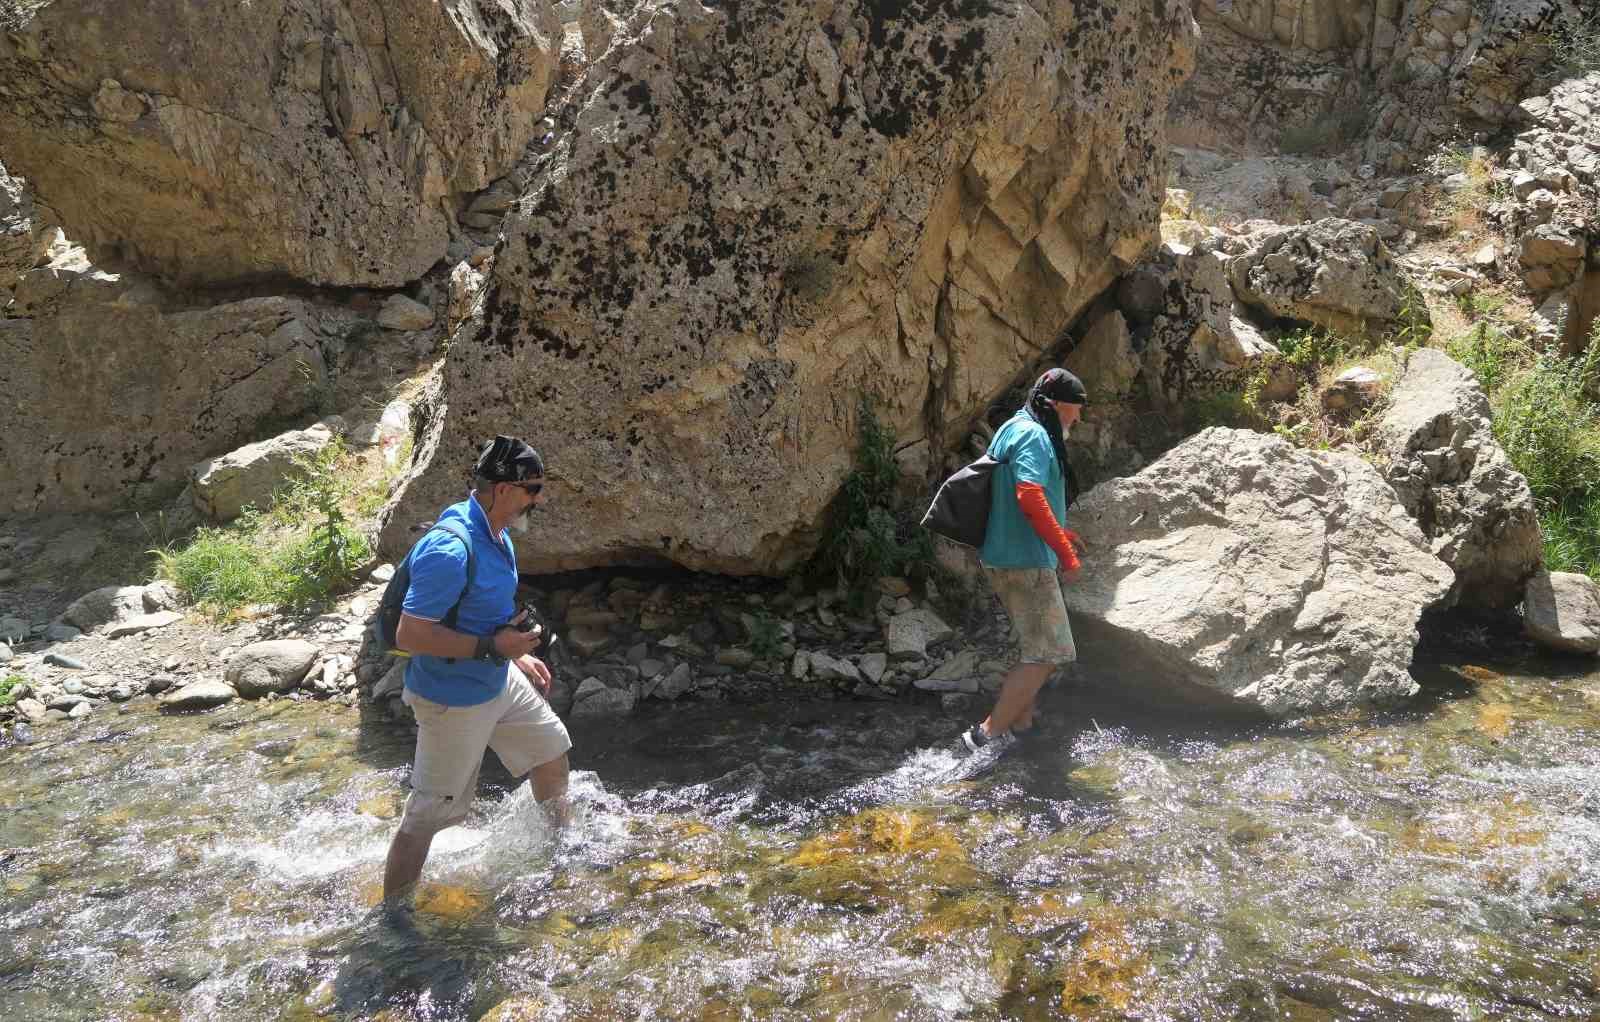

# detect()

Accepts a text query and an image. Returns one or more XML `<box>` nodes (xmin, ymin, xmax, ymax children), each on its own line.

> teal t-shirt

<box><xmin>979</xmin><ymin>409</ymin><xmax>1069</xmax><ymax>570</ymax></box>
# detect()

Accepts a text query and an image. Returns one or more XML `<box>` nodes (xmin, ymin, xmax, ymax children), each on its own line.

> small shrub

<box><xmin>747</xmin><ymin>612</ymin><xmax>785</xmax><ymax>662</ymax></box>
<box><xmin>1493</xmin><ymin>348</ymin><xmax>1600</xmax><ymax>504</ymax></box>
<box><xmin>1447</xmin><ymin>321</ymin><xmax>1527</xmax><ymax>396</ymax></box>
<box><xmin>1550</xmin><ymin>7</ymin><xmax>1600</xmax><ymax>78</ymax></box>
<box><xmin>155</xmin><ymin>530</ymin><xmax>275</xmax><ymax>615</ymax></box>
<box><xmin>154</xmin><ymin>435</ymin><xmax>373</xmax><ymax>616</ymax></box>
<box><xmin>0</xmin><ymin>673</ymin><xmax>26</xmax><ymax>706</ymax></box>
<box><xmin>810</xmin><ymin>398</ymin><xmax>933</xmax><ymax>607</ymax></box>
<box><xmin>1540</xmin><ymin>491</ymin><xmax>1600</xmax><ymax>578</ymax></box>
<box><xmin>1183</xmin><ymin>389</ymin><xmax>1264</xmax><ymax>432</ymax></box>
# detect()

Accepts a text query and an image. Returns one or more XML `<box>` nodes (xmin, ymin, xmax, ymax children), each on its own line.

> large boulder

<box><xmin>382</xmin><ymin>0</ymin><xmax>1201</xmax><ymax>574</ymax></box>
<box><xmin>1063</xmin><ymin>428</ymin><xmax>1454</xmax><ymax>718</ymax></box>
<box><xmin>0</xmin><ymin>236</ymin><xmax>329</xmax><ymax>512</ymax></box>
<box><xmin>190</xmin><ymin>423</ymin><xmax>337</xmax><ymax>522</ymax></box>
<box><xmin>1376</xmin><ymin>349</ymin><xmax>1542</xmax><ymax>611</ymax></box>
<box><xmin>0</xmin><ymin>0</ymin><xmax>561</xmax><ymax>287</ymax></box>
<box><xmin>1521</xmin><ymin>569</ymin><xmax>1600</xmax><ymax>655</ymax></box>
<box><xmin>1223</xmin><ymin>219</ymin><xmax>1428</xmax><ymax>336</ymax></box>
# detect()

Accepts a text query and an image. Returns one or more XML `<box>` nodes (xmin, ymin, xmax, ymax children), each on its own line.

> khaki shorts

<box><xmin>984</xmin><ymin>566</ymin><xmax>1077</xmax><ymax>666</ymax></box>
<box><xmin>399</xmin><ymin>666</ymin><xmax>571</xmax><ymax>835</ymax></box>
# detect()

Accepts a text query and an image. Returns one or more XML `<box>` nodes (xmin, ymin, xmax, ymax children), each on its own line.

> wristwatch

<box><xmin>473</xmin><ymin>633</ymin><xmax>497</xmax><ymax>661</ymax></box>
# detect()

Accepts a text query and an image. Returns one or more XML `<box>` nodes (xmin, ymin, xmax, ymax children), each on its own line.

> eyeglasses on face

<box><xmin>509</xmin><ymin>480</ymin><xmax>544</xmax><ymax>496</ymax></box>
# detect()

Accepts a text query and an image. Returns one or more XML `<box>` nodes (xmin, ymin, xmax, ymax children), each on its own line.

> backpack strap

<box><xmin>427</xmin><ymin>520</ymin><xmax>476</xmax><ymax>631</ymax></box>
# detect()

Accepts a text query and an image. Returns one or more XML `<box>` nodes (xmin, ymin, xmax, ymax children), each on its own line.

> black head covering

<box><xmin>1024</xmin><ymin>368</ymin><xmax>1086</xmax><ymax>500</ymax></box>
<box><xmin>474</xmin><ymin>435</ymin><xmax>544</xmax><ymax>483</ymax></box>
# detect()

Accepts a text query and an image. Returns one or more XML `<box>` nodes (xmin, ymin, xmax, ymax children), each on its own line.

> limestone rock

<box><xmin>914</xmin><ymin>650</ymin><xmax>983</xmax><ymax>694</ymax></box>
<box><xmin>1066</xmin><ymin>308</ymin><xmax>1140</xmax><ymax>403</ymax></box>
<box><xmin>1376</xmin><ymin>350</ymin><xmax>1542</xmax><ymax>610</ymax></box>
<box><xmin>381</xmin><ymin>0</ymin><xmax>1200</xmax><ymax>574</ymax></box>
<box><xmin>61</xmin><ymin>585</ymin><xmax>149</xmax><ymax>633</ymax></box>
<box><xmin>1521</xmin><ymin>569</ymin><xmax>1600</xmax><ymax>654</ymax></box>
<box><xmin>190</xmin><ymin>424</ymin><xmax>336</xmax><ymax>522</ymax></box>
<box><xmin>1225</xmin><ymin>219</ymin><xmax>1427</xmax><ymax>336</ymax></box>
<box><xmin>806</xmin><ymin>651</ymin><xmax>860</xmax><ymax>684</ymax></box>
<box><xmin>377</xmin><ymin>295</ymin><xmax>435</xmax><ymax>332</ymax></box>
<box><xmin>1321</xmin><ymin>367</ymin><xmax>1383</xmax><ymax>412</ymax></box>
<box><xmin>571</xmin><ymin>676</ymin><xmax>635</xmax><ymax>720</ymax></box>
<box><xmin>1064</xmin><ymin>428</ymin><xmax>1454</xmax><ymax>717</ymax></box>
<box><xmin>1</xmin><ymin>285</ymin><xmax>329</xmax><ymax>512</ymax></box>
<box><xmin>161</xmin><ymin>679</ymin><xmax>238</xmax><ymax>711</ymax></box>
<box><xmin>104</xmin><ymin>611</ymin><xmax>183</xmax><ymax>639</ymax></box>
<box><xmin>225</xmin><ymin>639</ymin><xmax>319</xmax><ymax>698</ymax></box>
<box><xmin>885</xmin><ymin>608</ymin><xmax>954</xmax><ymax>661</ymax></box>
<box><xmin>1135</xmin><ymin>241</ymin><xmax>1283</xmax><ymax>407</ymax></box>
<box><xmin>0</xmin><ymin>0</ymin><xmax>561</xmax><ymax>287</ymax></box>
<box><xmin>0</xmin><ymin>160</ymin><xmax>49</xmax><ymax>288</ymax></box>
<box><xmin>657</xmin><ymin>662</ymin><xmax>694</xmax><ymax>700</ymax></box>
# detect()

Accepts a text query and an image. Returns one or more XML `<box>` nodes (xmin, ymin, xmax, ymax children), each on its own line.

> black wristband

<box><xmin>474</xmin><ymin>633</ymin><xmax>496</xmax><ymax>661</ymax></box>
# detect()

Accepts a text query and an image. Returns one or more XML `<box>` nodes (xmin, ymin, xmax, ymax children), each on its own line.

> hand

<box><xmin>1063</xmin><ymin>529</ymin><xmax>1088</xmax><ymax>558</ymax></box>
<box><xmin>514</xmin><ymin>653</ymin><xmax>553</xmax><ymax>695</ymax></box>
<box><xmin>492</xmin><ymin>622</ymin><xmax>543</xmax><ymax>660</ymax></box>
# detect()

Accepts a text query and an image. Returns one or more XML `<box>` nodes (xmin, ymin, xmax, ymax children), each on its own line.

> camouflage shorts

<box><xmin>983</xmin><ymin>566</ymin><xmax>1077</xmax><ymax>666</ymax></box>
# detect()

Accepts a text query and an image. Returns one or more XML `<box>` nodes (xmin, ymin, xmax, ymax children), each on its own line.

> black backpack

<box><xmin>920</xmin><ymin>455</ymin><xmax>1004</xmax><ymax>549</ymax></box>
<box><xmin>376</xmin><ymin>520</ymin><xmax>477</xmax><ymax>653</ymax></box>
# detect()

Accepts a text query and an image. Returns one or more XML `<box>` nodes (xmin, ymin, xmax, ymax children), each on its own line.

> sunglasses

<box><xmin>508</xmin><ymin>480</ymin><xmax>544</xmax><ymax>496</ymax></box>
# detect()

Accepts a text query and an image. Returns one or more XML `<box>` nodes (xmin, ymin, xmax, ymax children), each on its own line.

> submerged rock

<box><xmin>1064</xmin><ymin>428</ymin><xmax>1454</xmax><ymax>717</ymax></box>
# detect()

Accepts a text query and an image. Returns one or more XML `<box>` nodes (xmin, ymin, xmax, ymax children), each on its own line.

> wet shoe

<box><xmin>955</xmin><ymin>723</ymin><xmax>1013</xmax><ymax>756</ymax></box>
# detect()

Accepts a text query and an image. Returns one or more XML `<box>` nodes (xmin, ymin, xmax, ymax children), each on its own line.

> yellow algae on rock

<box><xmin>629</xmin><ymin>860</ymin><xmax>723</xmax><ymax>894</ymax></box>
<box><xmin>1475</xmin><ymin>702</ymin><xmax>1514</xmax><ymax>739</ymax></box>
<box><xmin>414</xmin><ymin>882</ymin><xmax>489</xmax><ymax>921</ymax></box>
<box><xmin>1056</xmin><ymin>907</ymin><xmax>1151</xmax><ymax>1015</ymax></box>
<box><xmin>780</xmin><ymin>808</ymin><xmax>976</xmax><ymax>906</ymax></box>
<box><xmin>480</xmin><ymin>995</ymin><xmax>548</xmax><ymax>1022</ymax></box>
<box><xmin>357</xmin><ymin>793</ymin><xmax>402</xmax><ymax>820</ymax></box>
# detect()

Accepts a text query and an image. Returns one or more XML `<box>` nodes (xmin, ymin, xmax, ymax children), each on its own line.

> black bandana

<box><xmin>474</xmin><ymin>435</ymin><xmax>544</xmax><ymax>482</ymax></box>
<box><xmin>1024</xmin><ymin>369</ymin><xmax>1086</xmax><ymax>501</ymax></box>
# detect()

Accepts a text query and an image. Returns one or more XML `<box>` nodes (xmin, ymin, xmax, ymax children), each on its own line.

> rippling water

<box><xmin>2</xmin><ymin>655</ymin><xmax>1598</xmax><ymax>1021</ymax></box>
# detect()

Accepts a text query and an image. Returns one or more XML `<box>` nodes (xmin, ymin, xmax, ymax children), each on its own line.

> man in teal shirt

<box><xmin>960</xmin><ymin>369</ymin><xmax>1088</xmax><ymax>755</ymax></box>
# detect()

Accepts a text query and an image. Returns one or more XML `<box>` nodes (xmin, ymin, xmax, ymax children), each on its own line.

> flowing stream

<box><xmin>3</xmin><ymin>655</ymin><xmax>1598</xmax><ymax>1021</ymax></box>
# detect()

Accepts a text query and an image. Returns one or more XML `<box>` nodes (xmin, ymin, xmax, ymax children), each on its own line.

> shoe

<box><xmin>955</xmin><ymin>723</ymin><xmax>1013</xmax><ymax>756</ymax></box>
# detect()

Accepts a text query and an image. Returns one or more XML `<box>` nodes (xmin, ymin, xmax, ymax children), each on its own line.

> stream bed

<box><xmin>2</xmin><ymin>655</ymin><xmax>1598</xmax><ymax>1020</ymax></box>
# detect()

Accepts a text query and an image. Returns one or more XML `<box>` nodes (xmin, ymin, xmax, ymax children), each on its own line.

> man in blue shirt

<box><xmin>959</xmin><ymin>369</ymin><xmax>1088</xmax><ymax>756</ymax></box>
<box><xmin>382</xmin><ymin>435</ymin><xmax>571</xmax><ymax>902</ymax></box>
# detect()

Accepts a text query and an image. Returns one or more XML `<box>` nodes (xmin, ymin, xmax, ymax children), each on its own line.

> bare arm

<box><xmin>395</xmin><ymin>612</ymin><xmax>541</xmax><ymax>660</ymax></box>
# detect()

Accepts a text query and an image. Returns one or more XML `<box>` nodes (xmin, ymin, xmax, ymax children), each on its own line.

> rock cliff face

<box><xmin>383</xmin><ymin>0</ymin><xmax>1201</xmax><ymax>574</ymax></box>
<box><xmin>1175</xmin><ymin>0</ymin><xmax>1582</xmax><ymax>166</ymax></box>
<box><xmin>0</xmin><ymin>0</ymin><xmax>561</xmax><ymax>287</ymax></box>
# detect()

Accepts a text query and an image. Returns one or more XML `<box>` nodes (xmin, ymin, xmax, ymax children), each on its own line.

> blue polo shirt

<box><xmin>979</xmin><ymin>409</ymin><xmax>1070</xmax><ymax>570</ymax></box>
<box><xmin>401</xmin><ymin>495</ymin><xmax>520</xmax><ymax>706</ymax></box>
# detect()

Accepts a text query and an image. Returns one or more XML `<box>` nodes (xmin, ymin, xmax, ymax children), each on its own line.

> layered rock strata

<box><xmin>1174</xmin><ymin>0</ymin><xmax>1583</xmax><ymax>168</ymax></box>
<box><xmin>0</xmin><ymin>0</ymin><xmax>561</xmax><ymax>286</ymax></box>
<box><xmin>384</xmin><ymin>0</ymin><xmax>1201</xmax><ymax>574</ymax></box>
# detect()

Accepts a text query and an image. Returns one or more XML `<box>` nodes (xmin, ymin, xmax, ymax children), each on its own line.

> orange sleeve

<box><xmin>1016</xmin><ymin>482</ymin><xmax>1080</xmax><ymax>570</ymax></box>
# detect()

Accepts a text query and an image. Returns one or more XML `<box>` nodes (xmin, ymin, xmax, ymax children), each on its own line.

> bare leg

<box><xmin>982</xmin><ymin>662</ymin><xmax>1055</xmax><ymax>738</ymax></box>
<box><xmin>528</xmin><ymin>752</ymin><xmax>571</xmax><ymax>826</ymax></box>
<box><xmin>383</xmin><ymin>828</ymin><xmax>435</xmax><ymax>902</ymax></box>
